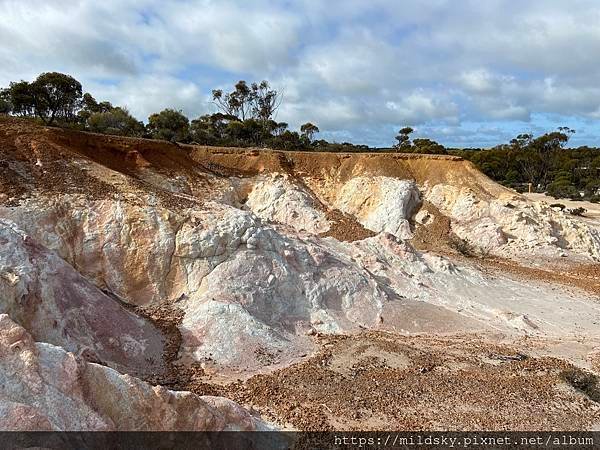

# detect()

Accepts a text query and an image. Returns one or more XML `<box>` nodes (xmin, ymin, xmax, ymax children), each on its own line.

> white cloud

<box><xmin>2</xmin><ymin>0</ymin><xmax>600</xmax><ymax>146</ymax></box>
<box><xmin>89</xmin><ymin>75</ymin><xmax>206</xmax><ymax>121</ymax></box>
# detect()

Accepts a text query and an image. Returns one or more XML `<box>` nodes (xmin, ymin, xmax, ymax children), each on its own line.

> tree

<box><xmin>412</xmin><ymin>138</ymin><xmax>447</xmax><ymax>155</ymax></box>
<box><xmin>272</xmin><ymin>122</ymin><xmax>288</xmax><ymax>136</ymax></box>
<box><xmin>81</xmin><ymin>93</ymin><xmax>100</xmax><ymax>113</ymax></box>
<box><xmin>2</xmin><ymin>81</ymin><xmax>35</xmax><ymax>117</ymax></box>
<box><xmin>455</xmin><ymin>127</ymin><xmax>592</xmax><ymax>197</ymax></box>
<box><xmin>250</xmin><ymin>80</ymin><xmax>282</xmax><ymax>122</ymax></box>
<box><xmin>513</xmin><ymin>129</ymin><xmax>573</xmax><ymax>190</ymax></box>
<box><xmin>212</xmin><ymin>81</ymin><xmax>254</xmax><ymax>120</ymax></box>
<box><xmin>225</xmin><ymin>119</ymin><xmax>268</xmax><ymax>146</ymax></box>
<box><xmin>147</xmin><ymin>109</ymin><xmax>190</xmax><ymax>142</ymax></box>
<box><xmin>300</xmin><ymin>122</ymin><xmax>320</xmax><ymax>142</ymax></box>
<box><xmin>394</xmin><ymin>127</ymin><xmax>414</xmax><ymax>150</ymax></box>
<box><xmin>273</xmin><ymin>130</ymin><xmax>304</xmax><ymax>150</ymax></box>
<box><xmin>87</xmin><ymin>107</ymin><xmax>144</xmax><ymax>137</ymax></box>
<box><xmin>0</xmin><ymin>94</ymin><xmax>11</xmax><ymax>114</ymax></box>
<box><xmin>30</xmin><ymin>72</ymin><xmax>83</xmax><ymax>125</ymax></box>
<box><xmin>212</xmin><ymin>80</ymin><xmax>282</xmax><ymax>122</ymax></box>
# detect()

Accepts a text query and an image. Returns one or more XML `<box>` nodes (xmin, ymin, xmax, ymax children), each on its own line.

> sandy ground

<box><xmin>525</xmin><ymin>193</ymin><xmax>600</xmax><ymax>225</ymax></box>
<box><xmin>166</xmin><ymin>332</ymin><xmax>600</xmax><ymax>431</ymax></box>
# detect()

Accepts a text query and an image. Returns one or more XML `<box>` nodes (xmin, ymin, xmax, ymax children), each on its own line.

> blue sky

<box><xmin>1</xmin><ymin>0</ymin><xmax>600</xmax><ymax>148</ymax></box>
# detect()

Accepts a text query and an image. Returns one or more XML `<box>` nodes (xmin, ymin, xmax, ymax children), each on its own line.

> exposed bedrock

<box><xmin>0</xmin><ymin>314</ymin><xmax>267</xmax><ymax>431</ymax></box>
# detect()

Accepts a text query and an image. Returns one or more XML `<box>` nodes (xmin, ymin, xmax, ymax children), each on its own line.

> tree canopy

<box><xmin>87</xmin><ymin>107</ymin><xmax>144</xmax><ymax>137</ymax></box>
<box><xmin>147</xmin><ymin>109</ymin><xmax>190</xmax><ymax>142</ymax></box>
<box><xmin>212</xmin><ymin>80</ymin><xmax>282</xmax><ymax>122</ymax></box>
<box><xmin>300</xmin><ymin>122</ymin><xmax>320</xmax><ymax>143</ymax></box>
<box><xmin>30</xmin><ymin>72</ymin><xmax>83</xmax><ymax>125</ymax></box>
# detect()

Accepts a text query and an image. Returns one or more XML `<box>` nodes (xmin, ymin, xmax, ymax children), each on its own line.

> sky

<box><xmin>1</xmin><ymin>0</ymin><xmax>600</xmax><ymax>148</ymax></box>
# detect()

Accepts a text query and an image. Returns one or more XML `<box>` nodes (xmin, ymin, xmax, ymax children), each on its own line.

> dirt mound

<box><xmin>187</xmin><ymin>144</ymin><xmax>511</xmax><ymax>201</ymax></box>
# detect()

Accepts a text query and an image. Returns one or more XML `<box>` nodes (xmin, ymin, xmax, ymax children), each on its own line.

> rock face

<box><xmin>0</xmin><ymin>117</ymin><xmax>599</xmax><ymax>430</ymax></box>
<box><xmin>0</xmin><ymin>196</ymin><xmax>182</xmax><ymax>307</ymax></box>
<box><xmin>245</xmin><ymin>174</ymin><xmax>329</xmax><ymax>234</ymax></box>
<box><xmin>4</xmin><ymin>196</ymin><xmax>599</xmax><ymax>372</ymax></box>
<box><xmin>0</xmin><ymin>314</ymin><xmax>266</xmax><ymax>431</ymax></box>
<box><xmin>332</xmin><ymin>176</ymin><xmax>420</xmax><ymax>239</ymax></box>
<box><xmin>0</xmin><ymin>218</ymin><xmax>165</xmax><ymax>375</ymax></box>
<box><xmin>427</xmin><ymin>184</ymin><xmax>600</xmax><ymax>260</ymax></box>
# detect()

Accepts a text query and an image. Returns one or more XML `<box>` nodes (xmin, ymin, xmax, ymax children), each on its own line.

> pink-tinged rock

<box><xmin>0</xmin><ymin>315</ymin><xmax>268</xmax><ymax>431</ymax></box>
<box><xmin>0</xmin><ymin>219</ymin><xmax>165</xmax><ymax>375</ymax></box>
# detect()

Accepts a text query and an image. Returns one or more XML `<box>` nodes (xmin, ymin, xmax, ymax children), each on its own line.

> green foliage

<box><xmin>2</xmin><ymin>81</ymin><xmax>35</xmax><ymax>117</ymax></box>
<box><xmin>546</xmin><ymin>181</ymin><xmax>580</xmax><ymax>200</ymax></box>
<box><xmin>1</xmin><ymin>72</ymin><xmax>358</xmax><ymax>151</ymax></box>
<box><xmin>0</xmin><ymin>97</ymin><xmax>11</xmax><ymax>114</ymax></box>
<box><xmin>30</xmin><ymin>72</ymin><xmax>83</xmax><ymax>125</ymax></box>
<box><xmin>87</xmin><ymin>107</ymin><xmax>144</xmax><ymax>137</ymax></box>
<box><xmin>147</xmin><ymin>109</ymin><xmax>190</xmax><ymax>143</ymax></box>
<box><xmin>78</xmin><ymin>93</ymin><xmax>115</xmax><ymax>124</ymax></box>
<box><xmin>190</xmin><ymin>113</ymin><xmax>235</xmax><ymax>145</ymax></box>
<box><xmin>459</xmin><ymin>128</ymin><xmax>600</xmax><ymax>201</ymax></box>
<box><xmin>411</xmin><ymin>138</ymin><xmax>447</xmax><ymax>154</ymax></box>
<box><xmin>212</xmin><ymin>80</ymin><xmax>281</xmax><ymax>122</ymax></box>
<box><xmin>392</xmin><ymin>128</ymin><xmax>446</xmax><ymax>154</ymax></box>
<box><xmin>394</xmin><ymin>126</ymin><xmax>413</xmax><ymax>150</ymax></box>
<box><xmin>300</xmin><ymin>122</ymin><xmax>319</xmax><ymax>142</ymax></box>
<box><xmin>4</xmin><ymin>72</ymin><xmax>600</xmax><ymax>203</ymax></box>
<box><xmin>1</xmin><ymin>73</ymin><xmax>83</xmax><ymax>125</ymax></box>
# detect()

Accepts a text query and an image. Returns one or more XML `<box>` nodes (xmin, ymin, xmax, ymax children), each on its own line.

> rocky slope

<box><xmin>0</xmin><ymin>116</ymin><xmax>599</xmax><ymax>430</ymax></box>
<box><xmin>0</xmin><ymin>314</ymin><xmax>266</xmax><ymax>431</ymax></box>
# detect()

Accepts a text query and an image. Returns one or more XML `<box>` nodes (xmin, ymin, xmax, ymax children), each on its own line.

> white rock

<box><xmin>0</xmin><ymin>315</ymin><xmax>268</xmax><ymax>431</ymax></box>
<box><xmin>333</xmin><ymin>177</ymin><xmax>421</xmax><ymax>239</ymax></box>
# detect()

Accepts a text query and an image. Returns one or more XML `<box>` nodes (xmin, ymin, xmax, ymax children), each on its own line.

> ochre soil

<box><xmin>476</xmin><ymin>257</ymin><xmax>600</xmax><ymax>297</ymax></box>
<box><xmin>164</xmin><ymin>333</ymin><xmax>600</xmax><ymax>431</ymax></box>
<box><xmin>0</xmin><ymin>116</ymin><xmax>510</xmax><ymax>203</ymax></box>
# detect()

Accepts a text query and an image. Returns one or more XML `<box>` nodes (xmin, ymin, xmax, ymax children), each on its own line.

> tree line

<box><xmin>392</xmin><ymin>126</ymin><xmax>600</xmax><ymax>202</ymax></box>
<box><xmin>0</xmin><ymin>72</ymin><xmax>338</xmax><ymax>151</ymax></box>
<box><xmin>451</xmin><ymin>129</ymin><xmax>600</xmax><ymax>202</ymax></box>
<box><xmin>1</xmin><ymin>72</ymin><xmax>599</xmax><ymax>201</ymax></box>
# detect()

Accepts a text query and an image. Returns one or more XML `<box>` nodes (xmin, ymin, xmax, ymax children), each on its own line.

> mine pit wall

<box><xmin>2</xmin><ymin>119</ymin><xmax>600</xmax><ymax>373</ymax></box>
<box><xmin>13</xmin><ymin>122</ymin><xmax>600</xmax><ymax>267</ymax></box>
<box><xmin>4</xmin><ymin>128</ymin><xmax>514</xmax><ymax>304</ymax></box>
<box><xmin>41</xmin><ymin>124</ymin><xmax>512</xmax><ymax>203</ymax></box>
<box><xmin>186</xmin><ymin>145</ymin><xmax>515</xmax><ymax>201</ymax></box>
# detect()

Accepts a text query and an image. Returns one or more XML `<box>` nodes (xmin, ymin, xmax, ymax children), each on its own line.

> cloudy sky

<box><xmin>1</xmin><ymin>0</ymin><xmax>600</xmax><ymax>147</ymax></box>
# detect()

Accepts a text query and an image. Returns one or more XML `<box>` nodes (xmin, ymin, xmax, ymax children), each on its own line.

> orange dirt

<box><xmin>173</xmin><ymin>333</ymin><xmax>600</xmax><ymax>431</ymax></box>
<box><xmin>0</xmin><ymin>116</ymin><xmax>511</xmax><ymax>205</ymax></box>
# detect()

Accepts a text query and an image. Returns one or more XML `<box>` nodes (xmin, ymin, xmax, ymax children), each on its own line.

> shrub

<box><xmin>546</xmin><ymin>182</ymin><xmax>579</xmax><ymax>200</ymax></box>
<box><xmin>87</xmin><ymin>107</ymin><xmax>144</xmax><ymax>137</ymax></box>
<box><xmin>568</xmin><ymin>207</ymin><xmax>586</xmax><ymax>216</ymax></box>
